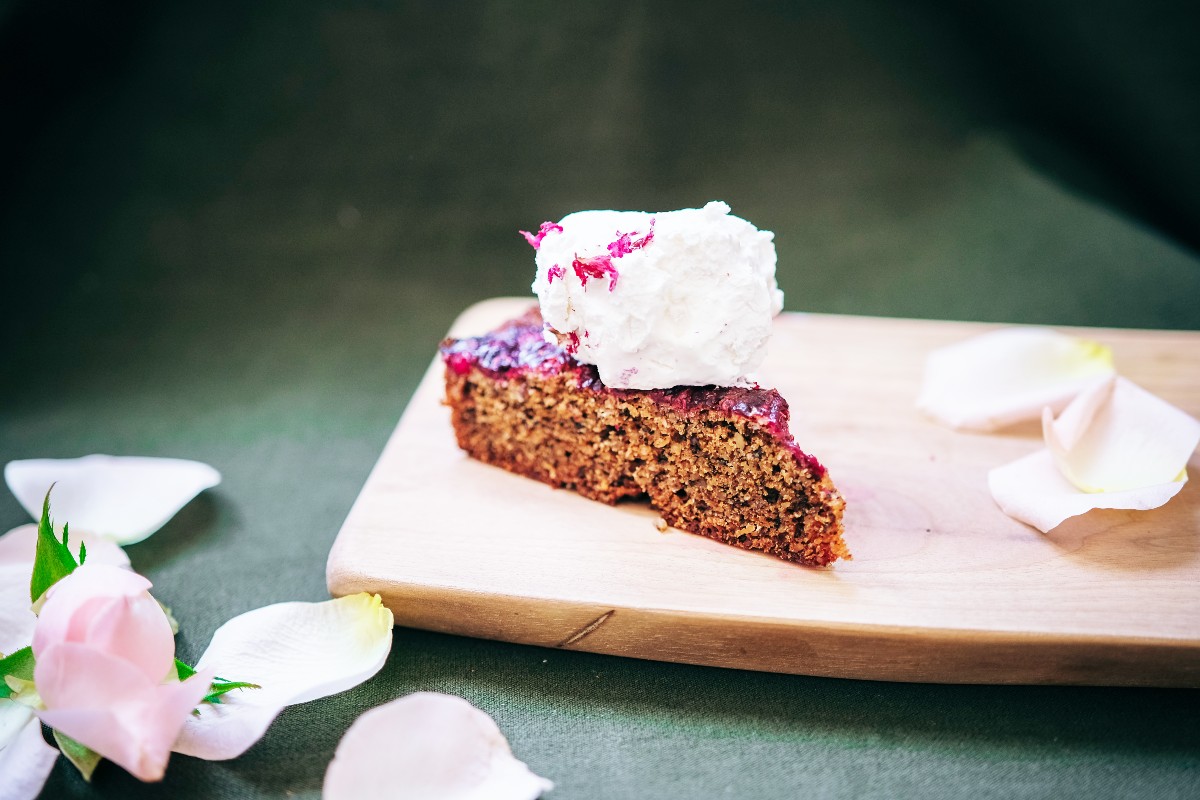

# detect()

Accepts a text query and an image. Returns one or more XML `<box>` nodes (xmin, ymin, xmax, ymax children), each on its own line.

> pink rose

<box><xmin>31</xmin><ymin>563</ymin><xmax>212</xmax><ymax>781</ymax></box>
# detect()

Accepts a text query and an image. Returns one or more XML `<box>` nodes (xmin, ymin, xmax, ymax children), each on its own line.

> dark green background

<box><xmin>2</xmin><ymin>1</ymin><xmax>1198</xmax><ymax>798</ymax></box>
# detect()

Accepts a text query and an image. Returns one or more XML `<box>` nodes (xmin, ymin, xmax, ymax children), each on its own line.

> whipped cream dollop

<box><xmin>527</xmin><ymin>201</ymin><xmax>783</xmax><ymax>390</ymax></box>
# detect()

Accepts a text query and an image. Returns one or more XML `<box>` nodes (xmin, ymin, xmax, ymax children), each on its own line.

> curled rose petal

<box><xmin>988</xmin><ymin>377</ymin><xmax>1198</xmax><ymax>532</ymax></box>
<box><xmin>917</xmin><ymin>328</ymin><xmax>1115</xmax><ymax>431</ymax></box>
<box><xmin>4</xmin><ymin>455</ymin><xmax>221</xmax><ymax>545</ymax></box>
<box><xmin>988</xmin><ymin>450</ymin><xmax>1187</xmax><ymax>533</ymax></box>
<box><xmin>173</xmin><ymin>593</ymin><xmax>394</xmax><ymax>760</ymax></box>
<box><xmin>1043</xmin><ymin>376</ymin><xmax>1200</xmax><ymax>493</ymax></box>
<box><xmin>36</xmin><ymin>643</ymin><xmax>212</xmax><ymax>782</ymax></box>
<box><xmin>0</xmin><ymin>713</ymin><xmax>60</xmax><ymax>800</ymax></box>
<box><xmin>323</xmin><ymin>692</ymin><xmax>553</xmax><ymax>800</ymax></box>
<box><xmin>0</xmin><ymin>526</ymin><xmax>130</xmax><ymax>657</ymax></box>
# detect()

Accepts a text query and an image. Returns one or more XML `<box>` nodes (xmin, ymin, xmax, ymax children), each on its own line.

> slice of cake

<box><xmin>441</xmin><ymin>308</ymin><xmax>849</xmax><ymax>567</ymax></box>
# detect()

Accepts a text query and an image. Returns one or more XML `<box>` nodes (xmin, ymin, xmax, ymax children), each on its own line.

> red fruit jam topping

<box><xmin>439</xmin><ymin>307</ymin><xmax>826</xmax><ymax>477</ymax></box>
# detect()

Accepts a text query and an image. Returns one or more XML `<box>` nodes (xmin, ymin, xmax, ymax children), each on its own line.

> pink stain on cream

<box><xmin>522</xmin><ymin>218</ymin><xmax>655</xmax><ymax>292</ymax></box>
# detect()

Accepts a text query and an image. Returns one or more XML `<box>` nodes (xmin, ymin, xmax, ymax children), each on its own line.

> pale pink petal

<box><xmin>5</xmin><ymin>455</ymin><xmax>221</xmax><ymax>545</ymax></box>
<box><xmin>917</xmin><ymin>328</ymin><xmax>1115</xmax><ymax>431</ymax></box>
<box><xmin>0</xmin><ymin>565</ymin><xmax>36</xmax><ymax>657</ymax></box>
<box><xmin>36</xmin><ymin>643</ymin><xmax>210</xmax><ymax>782</ymax></box>
<box><xmin>173</xmin><ymin>701</ymin><xmax>283</xmax><ymax>762</ymax></box>
<box><xmin>0</xmin><ymin>526</ymin><xmax>35</xmax><ymax>566</ymax></box>
<box><xmin>1044</xmin><ymin>376</ymin><xmax>1200</xmax><ymax>493</ymax></box>
<box><xmin>323</xmin><ymin>692</ymin><xmax>553</xmax><ymax>800</ymax></box>
<box><xmin>174</xmin><ymin>593</ymin><xmax>393</xmax><ymax>760</ymax></box>
<box><xmin>80</xmin><ymin>594</ymin><xmax>177</xmax><ymax>683</ymax></box>
<box><xmin>35</xmin><ymin>642</ymin><xmax>149</xmax><ymax>711</ymax></box>
<box><xmin>124</xmin><ymin>674</ymin><xmax>215</xmax><ymax>780</ymax></box>
<box><xmin>988</xmin><ymin>450</ymin><xmax>1187</xmax><ymax>533</ymax></box>
<box><xmin>0</xmin><ymin>715</ymin><xmax>59</xmax><ymax>800</ymax></box>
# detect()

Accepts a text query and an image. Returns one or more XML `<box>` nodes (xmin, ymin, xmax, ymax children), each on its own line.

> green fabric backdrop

<box><xmin>1</xmin><ymin>2</ymin><xmax>1197</xmax><ymax>798</ymax></box>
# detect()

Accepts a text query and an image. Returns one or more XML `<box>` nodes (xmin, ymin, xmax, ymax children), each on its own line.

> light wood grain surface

<box><xmin>327</xmin><ymin>298</ymin><xmax>1200</xmax><ymax>686</ymax></box>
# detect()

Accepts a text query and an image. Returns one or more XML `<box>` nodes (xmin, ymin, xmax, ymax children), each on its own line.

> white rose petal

<box><xmin>0</xmin><ymin>700</ymin><xmax>33</xmax><ymax>751</ymax></box>
<box><xmin>5</xmin><ymin>455</ymin><xmax>221</xmax><ymax>545</ymax></box>
<box><xmin>172</xmin><ymin>593</ymin><xmax>394</xmax><ymax>761</ymax></box>
<box><xmin>988</xmin><ymin>450</ymin><xmax>1187</xmax><ymax>533</ymax></box>
<box><xmin>1044</xmin><ymin>376</ymin><xmax>1200</xmax><ymax>493</ymax></box>
<box><xmin>917</xmin><ymin>328</ymin><xmax>1115</xmax><ymax>431</ymax></box>
<box><xmin>988</xmin><ymin>377</ymin><xmax>1198</xmax><ymax>532</ymax></box>
<box><xmin>0</xmin><ymin>713</ymin><xmax>60</xmax><ymax>800</ymax></box>
<box><xmin>323</xmin><ymin>692</ymin><xmax>553</xmax><ymax>800</ymax></box>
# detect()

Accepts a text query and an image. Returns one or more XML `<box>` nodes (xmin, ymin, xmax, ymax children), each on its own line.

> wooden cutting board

<box><xmin>327</xmin><ymin>298</ymin><xmax>1200</xmax><ymax>687</ymax></box>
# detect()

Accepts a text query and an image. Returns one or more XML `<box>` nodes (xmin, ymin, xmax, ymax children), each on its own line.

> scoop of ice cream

<box><xmin>526</xmin><ymin>201</ymin><xmax>783</xmax><ymax>390</ymax></box>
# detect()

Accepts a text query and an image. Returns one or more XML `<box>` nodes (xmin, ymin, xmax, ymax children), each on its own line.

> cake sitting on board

<box><xmin>441</xmin><ymin>201</ymin><xmax>848</xmax><ymax>566</ymax></box>
<box><xmin>440</xmin><ymin>307</ymin><xmax>848</xmax><ymax>566</ymax></box>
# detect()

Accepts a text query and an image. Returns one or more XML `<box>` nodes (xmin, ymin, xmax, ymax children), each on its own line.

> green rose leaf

<box><xmin>0</xmin><ymin>646</ymin><xmax>36</xmax><ymax>699</ymax></box>
<box><xmin>54</xmin><ymin>729</ymin><xmax>103</xmax><ymax>782</ymax></box>
<box><xmin>30</xmin><ymin>487</ymin><xmax>84</xmax><ymax>604</ymax></box>
<box><xmin>175</xmin><ymin>658</ymin><xmax>260</xmax><ymax>706</ymax></box>
<box><xmin>201</xmin><ymin>678</ymin><xmax>261</xmax><ymax>705</ymax></box>
<box><xmin>174</xmin><ymin>657</ymin><xmax>197</xmax><ymax>681</ymax></box>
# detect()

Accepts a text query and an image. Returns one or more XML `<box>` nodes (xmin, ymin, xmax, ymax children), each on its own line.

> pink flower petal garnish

<box><xmin>518</xmin><ymin>221</ymin><xmax>563</xmax><ymax>250</ymax></box>
<box><xmin>606</xmin><ymin>218</ymin><xmax>655</xmax><ymax>258</ymax></box>
<box><xmin>323</xmin><ymin>692</ymin><xmax>553</xmax><ymax>800</ymax></box>
<box><xmin>568</xmin><ymin>219</ymin><xmax>655</xmax><ymax>292</ymax></box>
<box><xmin>571</xmin><ymin>253</ymin><xmax>620</xmax><ymax>291</ymax></box>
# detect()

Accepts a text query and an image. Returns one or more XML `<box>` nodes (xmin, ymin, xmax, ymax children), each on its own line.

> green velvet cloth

<box><xmin>1</xmin><ymin>2</ymin><xmax>1197</xmax><ymax>798</ymax></box>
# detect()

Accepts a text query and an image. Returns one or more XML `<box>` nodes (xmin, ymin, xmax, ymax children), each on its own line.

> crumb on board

<box><xmin>654</xmin><ymin>517</ymin><xmax>669</xmax><ymax>533</ymax></box>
